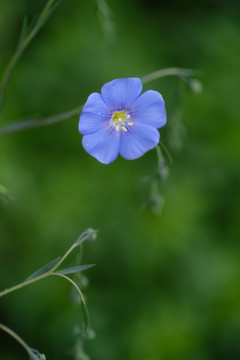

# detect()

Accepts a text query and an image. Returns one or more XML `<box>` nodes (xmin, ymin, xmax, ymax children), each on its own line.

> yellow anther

<box><xmin>112</xmin><ymin>111</ymin><xmax>126</xmax><ymax>122</ymax></box>
<box><xmin>110</xmin><ymin>110</ymin><xmax>133</xmax><ymax>133</ymax></box>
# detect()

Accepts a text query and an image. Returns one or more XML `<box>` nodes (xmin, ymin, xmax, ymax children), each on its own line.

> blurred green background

<box><xmin>0</xmin><ymin>0</ymin><xmax>240</xmax><ymax>359</ymax></box>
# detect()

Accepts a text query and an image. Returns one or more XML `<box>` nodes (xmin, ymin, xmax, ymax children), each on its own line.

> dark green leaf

<box><xmin>55</xmin><ymin>264</ymin><xmax>95</xmax><ymax>275</ymax></box>
<box><xmin>26</xmin><ymin>257</ymin><xmax>60</xmax><ymax>280</ymax></box>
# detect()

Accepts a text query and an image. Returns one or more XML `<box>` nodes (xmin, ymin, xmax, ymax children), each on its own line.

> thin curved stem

<box><xmin>0</xmin><ymin>323</ymin><xmax>31</xmax><ymax>355</ymax></box>
<box><xmin>0</xmin><ymin>0</ymin><xmax>57</xmax><ymax>106</ymax></box>
<box><xmin>0</xmin><ymin>231</ymin><xmax>93</xmax><ymax>299</ymax></box>
<box><xmin>50</xmin><ymin>273</ymin><xmax>86</xmax><ymax>306</ymax></box>
<box><xmin>155</xmin><ymin>144</ymin><xmax>162</xmax><ymax>164</ymax></box>
<box><xmin>0</xmin><ymin>67</ymin><xmax>196</xmax><ymax>136</ymax></box>
<box><xmin>0</xmin><ymin>237</ymin><xmax>79</xmax><ymax>298</ymax></box>
<box><xmin>0</xmin><ymin>106</ymin><xmax>83</xmax><ymax>136</ymax></box>
<box><xmin>50</xmin><ymin>273</ymin><xmax>89</xmax><ymax>331</ymax></box>
<box><xmin>141</xmin><ymin>67</ymin><xmax>197</xmax><ymax>84</ymax></box>
<box><xmin>159</xmin><ymin>141</ymin><xmax>173</xmax><ymax>164</ymax></box>
<box><xmin>0</xmin><ymin>271</ymin><xmax>51</xmax><ymax>298</ymax></box>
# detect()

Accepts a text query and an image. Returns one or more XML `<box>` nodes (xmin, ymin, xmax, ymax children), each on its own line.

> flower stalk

<box><xmin>0</xmin><ymin>68</ymin><xmax>198</xmax><ymax>136</ymax></box>
<box><xmin>0</xmin><ymin>323</ymin><xmax>31</xmax><ymax>354</ymax></box>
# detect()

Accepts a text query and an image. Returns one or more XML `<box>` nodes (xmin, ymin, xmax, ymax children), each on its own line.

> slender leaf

<box><xmin>17</xmin><ymin>16</ymin><xmax>28</xmax><ymax>50</ymax></box>
<box><xmin>31</xmin><ymin>2</ymin><xmax>61</xmax><ymax>37</ymax></box>
<box><xmin>26</xmin><ymin>14</ymin><xmax>39</xmax><ymax>34</ymax></box>
<box><xmin>55</xmin><ymin>264</ymin><xmax>95</xmax><ymax>275</ymax></box>
<box><xmin>26</xmin><ymin>257</ymin><xmax>60</xmax><ymax>280</ymax></box>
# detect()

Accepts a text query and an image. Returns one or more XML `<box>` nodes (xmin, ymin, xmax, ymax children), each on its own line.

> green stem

<box><xmin>159</xmin><ymin>141</ymin><xmax>173</xmax><ymax>164</ymax></box>
<box><xmin>50</xmin><ymin>241</ymin><xmax>79</xmax><ymax>273</ymax></box>
<box><xmin>0</xmin><ymin>67</ymin><xmax>196</xmax><ymax>136</ymax></box>
<box><xmin>0</xmin><ymin>238</ymin><xmax>79</xmax><ymax>299</ymax></box>
<box><xmin>50</xmin><ymin>273</ymin><xmax>89</xmax><ymax>331</ymax></box>
<box><xmin>0</xmin><ymin>230</ymin><xmax>93</xmax><ymax>299</ymax></box>
<box><xmin>155</xmin><ymin>144</ymin><xmax>162</xmax><ymax>164</ymax></box>
<box><xmin>0</xmin><ymin>271</ymin><xmax>52</xmax><ymax>298</ymax></box>
<box><xmin>0</xmin><ymin>0</ymin><xmax>57</xmax><ymax>105</ymax></box>
<box><xmin>50</xmin><ymin>273</ymin><xmax>86</xmax><ymax>307</ymax></box>
<box><xmin>0</xmin><ymin>106</ymin><xmax>83</xmax><ymax>136</ymax></box>
<box><xmin>0</xmin><ymin>323</ymin><xmax>31</xmax><ymax>355</ymax></box>
<box><xmin>141</xmin><ymin>67</ymin><xmax>196</xmax><ymax>84</ymax></box>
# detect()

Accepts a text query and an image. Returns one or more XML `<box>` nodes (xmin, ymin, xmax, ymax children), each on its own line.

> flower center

<box><xmin>110</xmin><ymin>111</ymin><xmax>134</xmax><ymax>132</ymax></box>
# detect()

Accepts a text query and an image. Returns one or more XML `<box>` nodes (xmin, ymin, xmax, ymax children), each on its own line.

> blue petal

<box><xmin>79</xmin><ymin>92</ymin><xmax>109</xmax><ymax>135</ymax></box>
<box><xmin>132</xmin><ymin>90</ymin><xmax>166</xmax><ymax>128</ymax></box>
<box><xmin>101</xmin><ymin>78</ymin><xmax>142</xmax><ymax>109</ymax></box>
<box><xmin>119</xmin><ymin>123</ymin><xmax>160</xmax><ymax>160</ymax></box>
<box><xmin>82</xmin><ymin>128</ymin><xmax>120</xmax><ymax>164</ymax></box>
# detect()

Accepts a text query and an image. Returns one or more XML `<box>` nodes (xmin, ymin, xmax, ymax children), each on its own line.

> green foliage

<box><xmin>26</xmin><ymin>257</ymin><xmax>61</xmax><ymax>280</ymax></box>
<box><xmin>0</xmin><ymin>0</ymin><xmax>240</xmax><ymax>360</ymax></box>
<box><xmin>55</xmin><ymin>264</ymin><xmax>95</xmax><ymax>275</ymax></box>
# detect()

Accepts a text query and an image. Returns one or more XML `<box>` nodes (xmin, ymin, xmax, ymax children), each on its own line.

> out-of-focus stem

<box><xmin>0</xmin><ymin>323</ymin><xmax>31</xmax><ymax>355</ymax></box>
<box><xmin>51</xmin><ymin>273</ymin><xmax>86</xmax><ymax>308</ymax></box>
<box><xmin>50</xmin><ymin>273</ymin><xmax>89</xmax><ymax>332</ymax></box>
<box><xmin>141</xmin><ymin>67</ymin><xmax>196</xmax><ymax>84</ymax></box>
<box><xmin>0</xmin><ymin>0</ymin><xmax>57</xmax><ymax>106</ymax></box>
<box><xmin>0</xmin><ymin>106</ymin><xmax>83</xmax><ymax>136</ymax></box>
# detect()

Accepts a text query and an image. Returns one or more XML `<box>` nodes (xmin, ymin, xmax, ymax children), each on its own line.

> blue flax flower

<box><xmin>79</xmin><ymin>78</ymin><xmax>166</xmax><ymax>164</ymax></box>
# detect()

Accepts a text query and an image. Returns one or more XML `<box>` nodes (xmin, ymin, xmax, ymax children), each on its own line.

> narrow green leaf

<box><xmin>17</xmin><ymin>16</ymin><xmax>28</xmax><ymax>50</ymax></box>
<box><xmin>55</xmin><ymin>264</ymin><xmax>95</xmax><ymax>275</ymax></box>
<box><xmin>31</xmin><ymin>2</ymin><xmax>61</xmax><ymax>37</ymax></box>
<box><xmin>26</xmin><ymin>14</ymin><xmax>39</xmax><ymax>33</ymax></box>
<box><xmin>26</xmin><ymin>257</ymin><xmax>60</xmax><ymax>280</ymax></box>
<box><xmin>159</xmin><ymin>141</ymin><xmax>173</xmax><ymax>164</ymax></box>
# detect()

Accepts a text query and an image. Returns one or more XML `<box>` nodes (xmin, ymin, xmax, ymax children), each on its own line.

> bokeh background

<box><xmin>0</xmin><ymin>0</ymin><xmax>240</xmax><ymax>359</ymax></box>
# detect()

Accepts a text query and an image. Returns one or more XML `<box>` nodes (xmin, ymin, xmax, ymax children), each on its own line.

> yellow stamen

<box><xmin>110</xmin><ymin>110</ymin><xmax>133</xmax><ymax>133</ymax></box>
<box><xmin>111</xmin><ymin>111</ymin><xmax>126</xmax><ymax>122</ymax></box>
